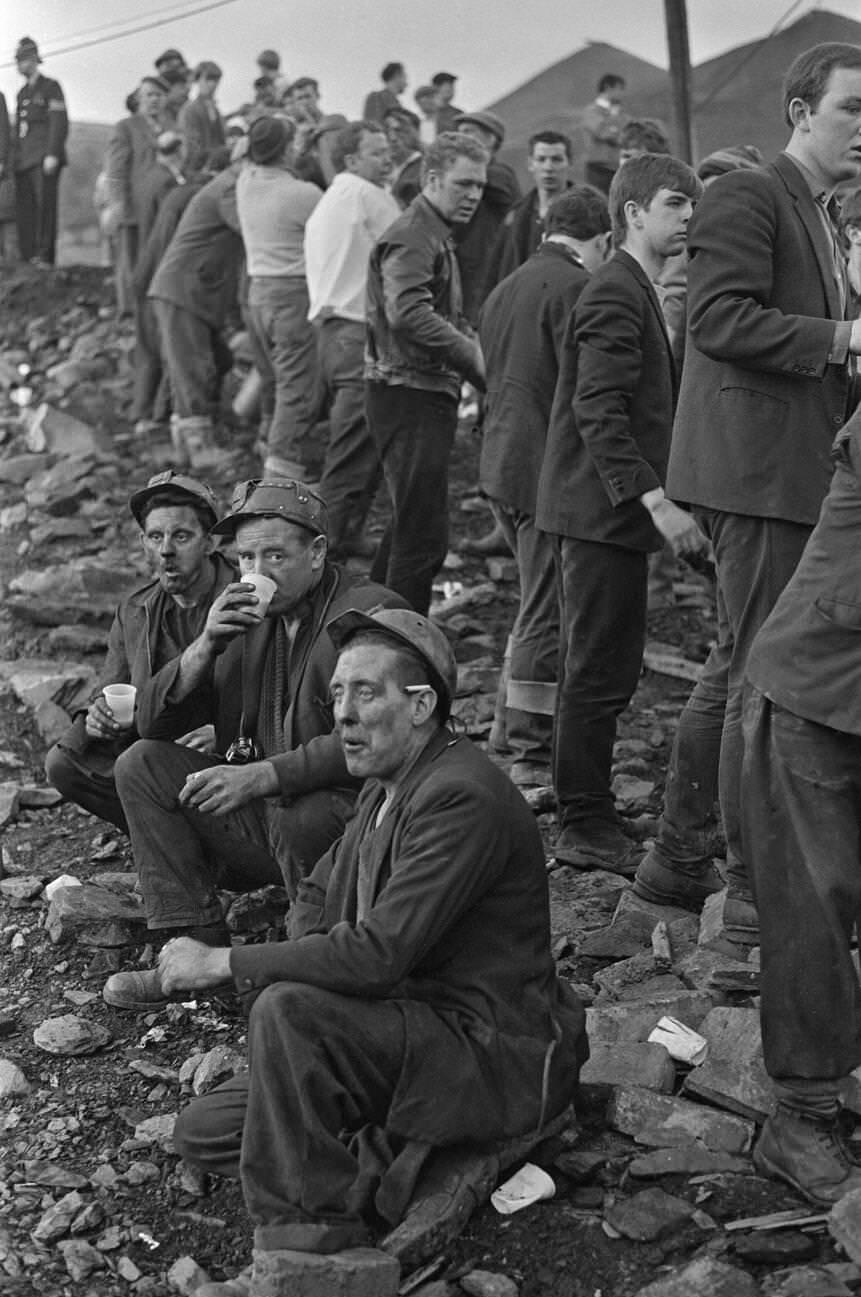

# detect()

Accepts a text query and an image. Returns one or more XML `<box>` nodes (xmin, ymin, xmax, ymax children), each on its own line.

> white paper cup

<box><xmin>242</xmin><ymin>573</ymin><xmax>277</xmax><ymax>619</ymax></box>
<box><xmin>647</xmin><ymin>1015</ymin><xmax>709</xmax><ymax>1066</ymax></box>
<box><xmin>102</xmin><ymin>683</ymin><xmax>137</xmax><ymax>725</ymax></box>
<box><xmin>490</xmin><ymin>1162</ymin><xmax>556</xmax><ymax>1215</ymax></box>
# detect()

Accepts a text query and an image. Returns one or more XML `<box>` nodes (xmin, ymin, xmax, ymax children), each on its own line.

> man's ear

<box><xmin>411</xmin><ymin>686</ymin><xmax>438</xmax><ymax>726</ymax></box>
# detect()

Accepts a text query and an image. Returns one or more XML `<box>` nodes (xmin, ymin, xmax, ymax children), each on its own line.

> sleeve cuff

<box><xmin>829</xmin><ymin>322</ymin><xmax>852</xmax><ymax>366</ymax></box>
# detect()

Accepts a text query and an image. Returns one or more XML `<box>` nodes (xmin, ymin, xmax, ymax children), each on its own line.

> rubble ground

<box><xmin>0</xmin><ymin>264</ymin><xmax>857</xmax><ymax>1297</ymax></box>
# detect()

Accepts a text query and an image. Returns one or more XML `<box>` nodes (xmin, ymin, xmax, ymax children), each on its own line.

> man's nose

<box><xmin>159</xmin><ymin>536</ymin><xmax>176</xmax><ymax>554</ymax></box>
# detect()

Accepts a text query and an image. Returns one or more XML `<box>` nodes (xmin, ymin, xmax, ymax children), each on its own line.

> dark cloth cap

<box><xmin>141</xmin><ymin>74</ymin><xmax>170</xmax><ymax>94</ymax></box>
<box><xmin>454</xmin><ymin>110</ymin><xmax>505</xmax><ymax>145</ymax></box>
<box><xmin>327</xmin><ymin>607</ymin><xmax>458</xmax><ymax>718</ymax></box>
<box><xmin>211</xmin><ymin>478</ymin><xmax>328</xmax><ymax>538</ymax></box>
<box><xmin>414</xmin><ymin>85</ymin><xmax>436</xmax><ymax>101</ymax></box>
<box><xmin>129</xmin><ymin>471</ymin><xmax>219</xmax><ymax>527</ymax></box>
<box><xmin>696</xmin><ymin>144</ymin><xmax>764</xmax><ymax>181</ymax></box>
<box><xmin>257</xmin><ymin>49</ymin><xmax>281</xmax><ymax>69</ymax></box>
<box><xmin>247</xmin><ymin>114</ymin><xmax>292</xmax><ymax>164</ymax></box>
<box><xmin>431</xmin><ymin>71</ymin><xmax>457</xmax><ymax>86</ymax></box>
<box><xmin>155</xmin><ymin>48</ymin><xmax>185</xmax><ymax>68</ymax></box>
<box><xmin>308</xmin><ymin>112</ymin><xmax>349</xmax><ymax>144</ymax></box>
<box><xmin>15</xmin><ymin>37</ymin><xmax>41</xmax><ymax>63</ymax></box>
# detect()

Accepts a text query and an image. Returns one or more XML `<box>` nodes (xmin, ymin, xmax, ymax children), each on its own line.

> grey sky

<box><xmin>0</xmin><ymin>0</ymin><xmax>857</xmax><ymax>122</ymax></box>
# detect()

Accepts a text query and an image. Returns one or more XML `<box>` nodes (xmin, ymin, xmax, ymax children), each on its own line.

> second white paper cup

<box><xmin>647</xmin><ymin>1015</ymin><xmax>709</xmax><ymax>1065</ymax></box>
<box><xmin>243</xmin><ymin>573</ymin><xmax>277</xmax><ymax>618</ymax></box>
<box><xmin>490</xmin><ymin>1162</ymin><xmax>556</xmax><ymax>1215</ymax></box>
<box><xmin>102</xmin><ymin>683</ymin><xmax>137</xmax><ymax>725</ymax></box>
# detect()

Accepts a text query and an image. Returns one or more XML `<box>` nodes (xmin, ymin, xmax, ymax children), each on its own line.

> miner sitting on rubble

<box><xmin>152</xmin><ymin>607</ymin><xmax>588</xmax><ymax>1296</ymax></box>
<box><xmin>45</xmin><ymin>472</ymin><xmax>234</xmax><ymax>836</ymax></box>
<box><xmin>102</xmin><ymin>478</ymin><xmax>405</xmax><ymax>1012</ymax></box>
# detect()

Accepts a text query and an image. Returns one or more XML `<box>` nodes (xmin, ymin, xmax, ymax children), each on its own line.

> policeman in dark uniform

<box><xmin>13</xmin><ymin>36</ymin><xmax>68</xmax><ymax>266</ymax></box>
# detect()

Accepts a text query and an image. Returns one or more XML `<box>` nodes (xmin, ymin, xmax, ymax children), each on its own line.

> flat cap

<box><xmin>211</xmin><ymin>478</ymin><xmax>328</xmax><ymax>538</ymax></box>
<box><xmin>129</xmin><ymin>471</ymin><xmax>219</xmax><ymax>527</ymax></box>
<box><xmin>247</xmin><ymin>114</ymin><xmax>293</xmax><ymax>164</ymax></box>
<box><xmin>155</xmin><ymin>48</ymin><xmax>185</xmax><ymax>68</ymax></box>
<box><xmin>454</xmin><ymin>110</ymin><xmax>505</xmax><ymax>145</ymax></box>
<box><xmin>431</xmin><ymin>71</ymin><xmax>457</xmax><ymax>86</ymax></box>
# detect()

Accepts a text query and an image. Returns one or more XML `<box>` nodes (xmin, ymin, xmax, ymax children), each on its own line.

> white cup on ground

<box><xmin>490</xmin><ymin>1162</ymin><xmax>556</xmax><ymax>1215</ymax></box>
<box><xmin>242</xmin><ymin>573</ymin><xmax>277</xmax><ymax>619</ymax></box>
<box><xmin>102</xmin><ymin>683</ymin><xmax>137</xmax><ymax>725</ymax></box>
<box><xmin>647</xmin><ymin>1015</ymin><xmax>709</xmax><ymax>1066</ymax></box>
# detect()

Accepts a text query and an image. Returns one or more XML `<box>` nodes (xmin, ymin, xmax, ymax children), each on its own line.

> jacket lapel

<box><xmin>615</xmin><ymin>250</ymin><xmax>675</xmax><ymax>377</ymax></box>
<box><xmin>773</xmin><ymin>155</ymin><xmax>842</xmax><ymax>320</ymax></box>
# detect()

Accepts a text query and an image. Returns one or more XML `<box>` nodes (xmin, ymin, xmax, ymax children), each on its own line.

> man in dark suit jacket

<box><xmin>742</xmin><ymin>405</ymin><xmax>861</xmax><ymax>1206</ymax></box>
<box><xmin>536</xmin><ymin>154</ymin><xmax>706</xmax><ymax>875</ymax></box>
<box><xmin>633</xmin><ymin>43</ymin><xmax>861</xmax><ymax>926</ymax></box>
<box><xmin>12</xmin><ymin>36</ymin><xmax>67</xmax><ymax>265</ymax></box>
<box><xmin>478</xmin><ymin>185</ymin><xmax>610</xmax><ymax>787</ymax></box>
<box><xmin>179</xmin><ymin>61</ymin><xmax>225</xmax><ymax>173</ymax></box>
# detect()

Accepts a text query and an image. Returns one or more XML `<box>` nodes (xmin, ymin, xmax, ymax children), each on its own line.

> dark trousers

<box><xmin>743</xmin><ymin>688</ymin><xmax>861</xmax><ymax>1082</ymax></box>
<box><xmin>553</xmin><ymin>536</ymin><xmax>647</xmax><ymax>830</ymax></box>
<box><xmin>367</xmin><ymin>382</ymin><xmax>458</xmax><ymax>615</ymax></box>
<box><xmin>317</xmin><ymin>319</ymin><xmax>381</xmax><ymax>554</ymax></box>
<box><xmin>247</xmin><ymin>277</ymin><xmax>318</xmax><ymax>473</ymax></box>
<box><xmin>15</xmin><ymin>164</ymin><xmax>60</xmax><ymax>263</ymax></box>
<box><xmin>152</xmin><ymin>299</ymin><xmax>220</xmax><ymax>422</ymax></box>
<box><xmin>489</xmin><ymin>501</ymin><xmax>558</xmax><ymax>766</ymax></box>
<box><xmin>131</xmin><ymin>298</ymin><xmax>169</xmax><ymax>425</ymax></box>
<box><xmin>114</xmin><ymin>740</ymin><xmax>355</xmax><ymax>922</ymax></box>
<box><xmin>662</xmin><ymin>509</ymin><xmax>811</xmax><ymax>888</ymax></box>
<box><xmin>45</xmin><ymin>743</ymin><xmax>128</xmax><ymax>835</ymax></box>
<box><xmin>175</xmin><ymin>984</ymin><xmax>409</xmax><ymax>1249</ymax></box>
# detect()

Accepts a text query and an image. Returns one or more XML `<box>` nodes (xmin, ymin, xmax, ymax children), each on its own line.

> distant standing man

<box><xmin>492</xmin><ymin>131</ymin><xmax>572</xmax><ymax>285</ymax></box>
<box><xmin>633</xmin><ymin>42</ymin><xmax>861</xmax><ymax>927</ymax></box>
<box><xmin>362</xmin><ymin>62</ymin><xmax>407</xmax><ymax>124</ymax></box>
<box><xmin>365</xmin><ymin>132</ymin><xmax>488</xmax><ymax>614</ymax></box>
<box><xmin>432</xmin><ymin>72</ymin><xmax>462</xmax><ymax>134</ymax></box>
<box><xmin>536</xmin><ymin>155</ymin><xmax>707</xmax><ymax>875</ymax></box>
<box><xmin>180</xmin><ymin>61</ymin><xmax>225</xmax><ymax>173</ymax></box>
<box><xmin>304</xmin><ymin>120</ymin><xmax>400</xmax><ymax>559</ymax></box>
<box><xmin>580</xmin><ymin>74</ymin><xmax>628</xmax><ymax>194</ymax></box>
<box><xmin>12</xmin><ymin>36</ymin><xmax>68</xmax><ymax>266</ymax></box>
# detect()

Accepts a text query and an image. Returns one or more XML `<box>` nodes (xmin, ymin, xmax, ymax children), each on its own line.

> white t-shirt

<box><xmin>237</xmin><ymin>163</ymin><xmax>322</xmax><ymax>277</ymax></box>
<box><xmin>304</xmin><ymin>170</ymin><xmax>401</xmax><ymax>322</ymax></box>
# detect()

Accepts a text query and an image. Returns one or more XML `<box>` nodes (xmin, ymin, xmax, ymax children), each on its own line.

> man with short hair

<box><xmin>45</xmin><ymin>474</ymin><xmax>234</xmax><ymax>834</ymax></box>
<box><xmin>479</xmin><ymin>186</ymin><xmax>611</xmax><ymax>788</ymax></box>
<box><xmin>12</xmin><ymin>36</ymin><xmax>68</xmax><ymax>266</ymax></box>
<box><xmin>413</xmin><ymin>85</ymin><xmax>438</xmax><ymax>147</ymax></box>
<box><xmin>619</xmin><ymin>118</ymin><xmax>671</xmax><ymax>164</ymax></box>
<box><xmin>452</xmin><ymin>110</ymin><xmax>521</xmax><ymax>322</ymax></box>
<box><xmin>159</xmin><ymin>607</ymin><xmax>587</xmax><ymax>1293</ymax></box>
<box><xmin>633</xmin><ymin>42</ymin><xmax>861</xmax><ymax>925</ymax></box>
<box><xmin>102</xmin><ymin>480</ymin><xmax>405</xmax><ymax>1011</ymax></box>
<box><xmin>304</xmin><ymin>121</ymin><xmax>400</xmax><ymax>559</ymax></box>
<box><xmin>160</xmin><ymin>67</ymin><xmax>190</xmax><ymax>132</ymax></box>
<box><xmin>365</xmin><ymin>132</ymin><xmax>488</xmax><ymax>614</ymax></box>
<box><xmin>289</xmin><ymin>76</ymin><xmax>322</xmax><ymax>126</ymax></box>
<box><xmin>237</xmin><ymin>115</ymin><xmax>322</xmax><ymax>479</ymax></box>
<box><xmin>491</xmin><ymin>131</ymin><xmax>572</xmax><ymax>284</ymax></box>
<box><xmin>105</xmin><ymin>74</ymin><xmax>167</xmax><ymax>311</ymax></box>
<box><xmin>383</xmin><ymin>105</ymin><xmax>423</xmax><ymax>207</ymax></box>
<box><xmin>537</xmin><ymin>154</ymin><xmax>708</xmax><ymax>874</ymax></box>
<box><xmin>155</xmin><ymin>49</ymin><xmax>187</xmax><ymax>78</ymax></box>
<box><xmin>432</xmin><ymin>71</ymin><xmax>462</xmax><ymax>134</ymax></box>
<box><xmin>580</xmin><ymin>73</ymin><xmax>628</xmax><ymax>193</ymax></box>
<box><xmin>180</xmin><ymin>61</ymin><xmax>225</xmax><ymax>172</ymax></box>
<box><xmin>363</xmin><ymin>62</ymin><xmax>407</xmax><ymax>124</ymax></box>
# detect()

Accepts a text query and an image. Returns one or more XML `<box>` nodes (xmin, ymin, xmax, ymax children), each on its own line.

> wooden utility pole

<box><xmin>664</xmin><ymin>0</ymin><xmax>694</xmax><ymax>162</ymax></box>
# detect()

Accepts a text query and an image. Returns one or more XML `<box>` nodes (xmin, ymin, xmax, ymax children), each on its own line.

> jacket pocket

<box><xmin>717</xmin><ymin>385</ymin><xmax>789</xmax><ymax>434</ymax></box>
<box><xmin>814</xmin><ymin>596</ymin><xmax>861</xmax><ymax>629</ymax></box>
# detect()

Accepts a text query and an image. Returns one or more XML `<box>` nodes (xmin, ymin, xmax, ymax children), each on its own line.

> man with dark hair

<box><xmin>619</xmin><ymin>118</ymin><xmax>671</xmax><ymax>163</ymax></box>
<box><xmin>12</xmin><ymin>36</ymin><xmax>68</xmax><ymax>266</ymax></box>
<box><xmin>413</xmin><ymin>84</ymin><xmax>439</xmax><ymax>147</ymax></box>
<box><xmin>432</xmin><ymin>71</ymin><xmax>461</xmax><ymax>133</ymax></box>
<box><xmin>155</xmin><ymin>607</ymin><xmax>587</xmax><ymax>1295</ymax></box>
<box><xmin>363</xmin><ymin>62</ymin><xmax>407</xmax><ymax>124</ymax></box>
<box><xmin>580</xmin><ymin>73</ymin><xmax>628</xmax><ymax>193</ymax></box>
<box><xmin>452</xmin><ymin>110</ymin><xmax>521</xmax><ymax>323</ymax></box>
<box><xmin>383</xmin><ymin>105</ymin><xmax>423</xmax><ymax>207</ymax></box>
<box><xmin>160</xmin><ymin>67</ymin><xmax>190</xmax><ymax>132</ymax></box>
<box><xmin>236</xmin><ymin>115</ymin><xmax>322</xmax><ymax>478</ymax></box>
<box><xmin>290</xmin><ymin>76</ymin><xmax>322</xmax><ymax>125</ymax></box>
<box><xmin>479</xmin><ymin>186</ymin><xmax>610</xmax><ymax>788</ymax></box>
<box><xmin>491</xmin><ymin>130</ymin><xmax>572</xmax><ymax>284</ymax></box>
<box><xmin>633</xmin><ymin>42</ymin><xmax>861</xmax><ymax>924</ymax></box>
<box><xmin>45</xmin><ymin>474</ymin><xmax>234</xmax><ymax>833</ymax></box>
<box><xmin>106</xmin><ymin>74</ymin><xmax>167</xmax><ymax>313</ymax></box>
<box><xmin>155</xmin><ymin>49</ymin><xmax>187</xmax><ymax>77</ymax></box>
<box><xmin>101</xmin><ymin>480</ymin><xmax>406</xmax><ymax>1012</ymax></box>
<box><xmin>180</xmin><ymin>61</ymin><xmax>225</xmax><ymax>172</ymax></box>
<box><xmin>304</xmin><ymin>121</ymin><xmax>400</xmax><ymax>558</ymax></box>
<box><xmin>365</xmin><ymin>132</ymin><xmax>488</xmax><ymax>614</ymax></box>
<box><xmin>537</xmin><ymin>155</ymin><xmax>708</xmax><ymax>874</ymax></box>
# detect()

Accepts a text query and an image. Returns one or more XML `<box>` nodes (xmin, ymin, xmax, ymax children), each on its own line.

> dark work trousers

<box><xmin>131</xmin><ymin>298</ymin><xmax>169</xmax><ymax>425</ymax></box>
<box><xmin>247</xmin><ymin>277</ymin><xmax>318</xmax><ymax>475</ymax></box>
<box><xmin>174</xmin><ymin>984</ymin><xmax>409</xmax><ymax>1250</ymax></box>
<box><xmin>44</xmin><ymin>742</ymin><xmax>129</xmax><ymax>835</ymax></box>
<box><xmin>114</xmin><ymin>740</ymin><xmax>356</xmax><ymax>919</ymax></box>
<box><xmin>489</xmin><ymin>500</ymin><xmax>558</xmax><ymax>767</ymax></box>
<box><xmin>742</xmin><ymin>687</ymin><xmax>861</xmax><ymax>1083</ymax></box>
<box><xmin>116</xmin><ymin>224</ymin><xmax>139</xmax><ymax>318</ymax></box>
<box><xmin>152</xmin><ymin>299</ymin><xmax>220</xmax><ymax>422</ymax></box>
<box><xmin>680</xmin><ymin>509</ymin><xmax>811</xmax><ymax>891</ymax></box>
<box><xmin>15</xmin><ymin>163</ymin><xmax>61</xmax><ymax>263</ymax></box>
<box><xmin>316</xmin><ymin>319</ymin><xmax>382</xmax><ymax>554</ymax></box>
<box><xmin>553</xmin><ymin>536</ymin><xmax>647</xmax><ymax>833</ymax></box>
<box><xmin>366</xmin><ymin>382</ymin><xmax>458</xmax><ymax>616</ymax></box>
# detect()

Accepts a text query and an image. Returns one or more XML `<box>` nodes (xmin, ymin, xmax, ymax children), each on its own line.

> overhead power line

<box><xmin>694</xmin><ymin>0</ymin><xmax>804</xmax><ymax>112</ymax></box>
<box><xmin>0</xmin><ymin>0</ymin><xmax>240</xmax><ymax>70</ymax></box>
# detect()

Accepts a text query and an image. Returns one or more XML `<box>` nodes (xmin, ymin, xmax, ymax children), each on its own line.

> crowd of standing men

<box><xmin>13</xmin><ymin>24</ymin><xmax>861</xmax><ymax>1291</ymax></box>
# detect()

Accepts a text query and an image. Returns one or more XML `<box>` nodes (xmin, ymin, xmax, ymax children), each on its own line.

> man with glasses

<box><xmin>102</xmin><ymin>479</ymin><xmax>405</xmax><ymax>1012</ymax></box>
<box><xmin>45</xmin><ymin>473</ymin><xmax>234</xmax><ymax>834</ymax></box>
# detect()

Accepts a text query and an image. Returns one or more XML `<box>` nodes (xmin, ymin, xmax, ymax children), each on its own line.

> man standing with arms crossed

<box><xmin>633</xmin><ymin>42</ymin><xmax>861</xmax><ymax>929</ymax></box>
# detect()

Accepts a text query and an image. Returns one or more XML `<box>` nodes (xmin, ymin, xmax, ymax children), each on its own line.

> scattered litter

<box><xmin>490</xmin><ymin>1163</ymin><xmax>555</xmax><ymax>1215</ymax></box>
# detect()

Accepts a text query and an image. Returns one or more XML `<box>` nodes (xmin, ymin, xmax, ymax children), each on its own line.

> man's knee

<box><xmin>249</xmin><ymin>982</ymin><xmax>344</xmax><ymax>1044</ymax></box>
<box><xmin>45</xmin><ymin>743</ymin><xmax>81</xmax><ymax>798</ymax></box>
<box><xmin>114</xmin><ymin>738</ymin><xmax>183</xmax><ymax>800</ymax></box>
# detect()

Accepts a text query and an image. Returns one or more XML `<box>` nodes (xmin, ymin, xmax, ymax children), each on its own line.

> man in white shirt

<box><xmin>236</xmin><ymin>115</ymin><xmax>322</xmax><ymax>478</ymax></box>
<box><xmin>304</xmin><ymin>121</ymin><xmax>400</xmax><ymax>558</ymax></box>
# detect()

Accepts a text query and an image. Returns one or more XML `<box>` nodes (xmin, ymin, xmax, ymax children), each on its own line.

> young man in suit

<box><xmin>536</xmin><ymin>154</ymin><xmax>707</xmax><ymax>874</ymax></box>
<box><xmin>633</xmin><ymin>42</ymin><xmax>861</xmax><ymax>930</ymax></box>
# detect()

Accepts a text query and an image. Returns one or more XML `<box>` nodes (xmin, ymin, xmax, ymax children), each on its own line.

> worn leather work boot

<box><xmin>102</xmin><ymin>924</ymin><xmax>230</xmax><ymax>1012</ymax></box>
<box><xmin>553</xmin><ymin>825</ymin><xmax>644</xmax><ymax>878</ymax></box>
<box><xmin>753</xmin><ymin>1104</ymin><xmax>861</xmax><ymax>1206</ymax></box>
<box><xmin>633</xmin><ymin>846</ymin><xmax>724</xmax><ymax>912</ymax></box>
